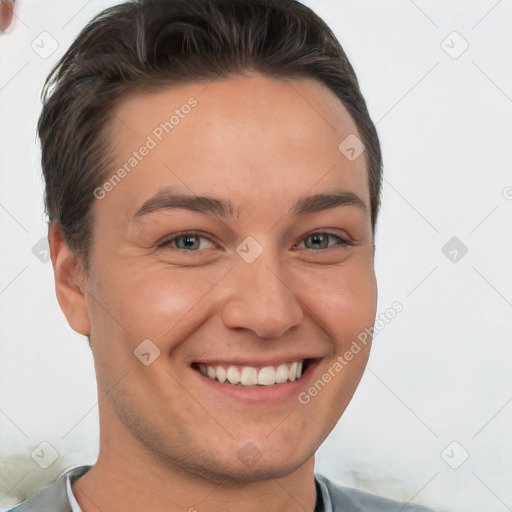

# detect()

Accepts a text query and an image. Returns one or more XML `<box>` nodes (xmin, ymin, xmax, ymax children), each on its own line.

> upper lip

<box><xmin>192</xmin><ymin>355</ymin><xmax>321</xmax><ymax>368</ymax></box>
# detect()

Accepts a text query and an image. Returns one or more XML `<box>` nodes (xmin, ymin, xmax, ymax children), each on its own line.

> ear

<box><xmin>48</xmin><ymin>222</ymin><xmax>91</xmax><ymax>336</ymax></box>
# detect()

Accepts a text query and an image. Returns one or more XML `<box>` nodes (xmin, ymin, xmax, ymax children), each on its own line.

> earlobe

<box><xmin>48</xmin><ymin>222</ymin><xmax>91</xmax><ymax>336</ymax></box>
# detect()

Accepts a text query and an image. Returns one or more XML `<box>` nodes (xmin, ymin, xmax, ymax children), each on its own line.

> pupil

<box><xmin>309</xmin><ymin>234</ymin><xmax>327</xmax><ymax>249</ymax></box>
<box><xmin>179</xmin><ymin>236</ymin><xmax>198</xmax><ymax>249</ymax></box>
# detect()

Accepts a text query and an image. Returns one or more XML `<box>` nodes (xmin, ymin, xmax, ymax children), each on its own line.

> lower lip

<box><xmin>191</xmin><ymin>360</ymin><xmax>320</xmax><ymax>404</ymax></box>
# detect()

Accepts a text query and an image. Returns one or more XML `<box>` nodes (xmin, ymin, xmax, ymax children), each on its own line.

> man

<box><xmin>9</xmin><ymin>0</ymin><xmax>441</xmax><ymax>510</ymax></box>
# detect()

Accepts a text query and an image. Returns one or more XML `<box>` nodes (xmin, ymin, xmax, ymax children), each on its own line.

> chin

<box><xmin>164</xmin><ymin>443</ymin><xmax>315</xmax><ymax>485</ymax></box>
<box><xmin>212</xmin><ymin>454</ymin><xmax>311</xmax><ymax>484</ymax></box>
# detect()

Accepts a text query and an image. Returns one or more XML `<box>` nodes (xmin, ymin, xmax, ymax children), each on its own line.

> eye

<box><xmin>296</xmin><ymin>231</ymin><xmax>351</xmax><ymax>251</ymax></box>
<box><xmin>157</xmin><ymin>230</ymin><xmax>351</xmax><ymax>253</ymax></box>
<box><xmin>158</xmin><ymin>231</ymin><xmax>218</xmax><ymax>251</ymax></box>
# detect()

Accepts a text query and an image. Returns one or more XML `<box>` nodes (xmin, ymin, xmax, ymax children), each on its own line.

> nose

<box><xmin>220</xmin><ymin>256</ymin><xmax>304</xmax><ymax>339</ymax></box>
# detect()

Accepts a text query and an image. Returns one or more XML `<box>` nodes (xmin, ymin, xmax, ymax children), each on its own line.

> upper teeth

<box><xmin>198</xmin><ymin>361</ymin><xmax>303</xmax><ymax>386</ymax></box>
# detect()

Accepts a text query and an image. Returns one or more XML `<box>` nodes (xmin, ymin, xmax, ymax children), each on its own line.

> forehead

<box><xmin>100</xmin><ymin>75</ymin><xmax>369</xmax><ymax>223</ymax></box>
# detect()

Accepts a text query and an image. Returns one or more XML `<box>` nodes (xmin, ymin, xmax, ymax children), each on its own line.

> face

<box><xmin>66</xmin><ymin>75</ymin><xmax>377</xmax><ymax>482</ymax></box>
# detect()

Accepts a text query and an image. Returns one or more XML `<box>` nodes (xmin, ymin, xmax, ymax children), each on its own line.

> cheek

<box><xmin>301</xmin><ymin>262</ymin><xmax>377</xmax><ymax>345</ymax></box>
<box><xmin>92</xmin><ymin>263</ymin><xmax>226</xmax><ymax>346</ymax></box>
<box><xmin>88</xmin><ymin>252</ymin><xmax>376</xmax><ymax>357</ymax></box>
<box><xmin>86</xmin><ymin>265</ymin><xmax>219</xmax><ymax>397</ymax></box>
<box><xmin>293</xmin><ymin>264</ymin><xmax>377</xmax><ymax>437</ymax></box>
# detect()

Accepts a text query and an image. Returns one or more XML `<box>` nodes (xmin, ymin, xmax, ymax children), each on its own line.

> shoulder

<box><xmin>5</xmin><ymin>465</ymin><xmax>91</xmax><ymax>512</ymax></box>
<box><xmin>316</xmin><ymin>473</ymin><xmax>444</xmax><ymax>512</ymax></box>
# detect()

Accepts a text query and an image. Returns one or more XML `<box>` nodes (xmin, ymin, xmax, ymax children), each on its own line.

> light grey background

<box><xmin>1</xmin><ymin>1</ymin><xmax>511</xmax><ymax>511</ymax></box>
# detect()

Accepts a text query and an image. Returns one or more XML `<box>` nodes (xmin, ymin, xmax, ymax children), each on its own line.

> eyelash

<box><xmin>157</xmin><ymin>230</ymin><xmax>352</xmax><ymax>252</ymax></box>
<box><xmin>295</xmin><ymin>231</ymin><xmax>352</xmax><ymax>250</ymax></box>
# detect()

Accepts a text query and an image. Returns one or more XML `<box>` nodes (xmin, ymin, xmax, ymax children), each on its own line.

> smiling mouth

<box><xmin>192</xmin><ymin>360</ymin><xmax>311</xmax><ymax>387</ymax></box>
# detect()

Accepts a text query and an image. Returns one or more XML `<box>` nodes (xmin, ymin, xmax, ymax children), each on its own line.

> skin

<box><xmin>49</xmin><ymin>75</ymin><xmax>378</xmax><ymax>512</ymax></box>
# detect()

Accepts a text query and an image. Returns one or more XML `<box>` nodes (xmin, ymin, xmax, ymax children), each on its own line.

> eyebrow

<box><xmin>132</xmin><ymin>186</ymin><xmax>367</xmax><ymax>221</ymax></box>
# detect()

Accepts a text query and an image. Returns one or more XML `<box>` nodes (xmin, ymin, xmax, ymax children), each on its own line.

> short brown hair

<box><xmin>38</xmin><ymin>0</ymin><xmax>382</xmax><ymax>273</ymax></box>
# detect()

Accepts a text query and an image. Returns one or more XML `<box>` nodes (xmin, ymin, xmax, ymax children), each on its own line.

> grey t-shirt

<box><xmin>7</xmin><ymin>464</ymin><xmax>442</xmax><ymax>511</ymax></box>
